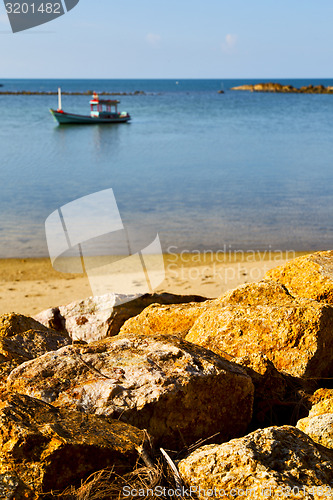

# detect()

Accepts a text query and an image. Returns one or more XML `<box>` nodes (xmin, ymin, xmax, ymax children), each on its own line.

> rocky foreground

<box><xmin>2</xmin><ymin>251</ymin><xmax>333</xmax><ymax>498</ymax></box>
<box><xmin>231</xmin><ymin>82</ymin><xmax>333</xmax><ymax>94</ymax></box>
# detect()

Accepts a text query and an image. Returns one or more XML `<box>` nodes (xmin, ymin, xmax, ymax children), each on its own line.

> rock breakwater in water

<box><xmin>2</xmin><ymin>250</ymin><xmax>333</xmax><ymax>497</ymax></box>
<box><xmin>232</xmin><ymin>82</ymin><xmax>333</xmax><ymax>93</ymax></box>
<box><xmin>0</xmin><ymin>90</ymin><xmax>147</xmax><ymax>96</ymax></box>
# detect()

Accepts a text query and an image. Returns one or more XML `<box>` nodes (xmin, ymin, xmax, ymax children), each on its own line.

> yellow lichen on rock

<box><xmin>0</xmin><ymin>313</ymin><xmax>70</xmax><ymax>363</ymax></box>
<box><xmin>296</xmin><ymin>389</ymin><xmax>333</xmax><ymax>449</ymax></box>
<box><xmin>265</xmin><ymin>250</ymin><xmax>333</xmax><ymax>304</ymax></box>
<box><xmin>185</xmin><ymin>280</ymin><xmax>333</xmax><ymax>378</ymax></box>
<box><xmin>34</xmin><ymin>292</ymin><xmax>208</xmax><ymax>342</ymax></box>
<box><xmin>216</xmin><ymin>279</ymin><xmax>294</xmax><ymax>306</ymax></box>
<box><xmin>309</xmin><ymin>389</ymin><xmax>333</xmax><ymax>415</ymax></box>
<box><xmin>119</xmin><ymin>301</ymin><xmax>215</xmax><ymax>338</ymax></box>
<box><xmin>7</xmin><ymin>334</ymin><xmax>254</xmax><ymax>449</ymax></box>
<box><xmin>0</xmin><ymin>313</ymin><xmax>52</xmax><ymax>336</ymax></box>
<box><xmin>0</xmin><ymin>392</ymin><xmax>147</xmax><ymax>497</ymax></box>
<box><xmin>297</xmin><ymin>413</ymin><xmax>333</xmax><ymax>449</ymax></box>
<box><xmin>178</xmin><ymin>426</ymin><xmax>333</xmax><ymax>500</ymax></box>
<box><xmin>0</xmin><ymin>314</ymin><xmax>70</xmax><ymax>391</ymax></box>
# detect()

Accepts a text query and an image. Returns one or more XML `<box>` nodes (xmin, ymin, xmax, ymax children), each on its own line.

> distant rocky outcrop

<box><xmin>232</xmin><ymin>82</ymin><xmax>333</xmax><ymax>94</ymax></box>
<box><xmin>178</xmin><ymin>426</ymin><xmax>333</xmax><ymax>499</ymax></box>
<box><xmin>7</xmin><ymin>333</ymin><xmax>254</xmax><ymax>450</ymax></box>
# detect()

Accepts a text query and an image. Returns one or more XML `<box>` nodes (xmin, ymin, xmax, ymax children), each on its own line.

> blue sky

<box><xmin>1</xmin><ymin>0</ymin><xmax>333</xmax><ymax>78</ymax></box>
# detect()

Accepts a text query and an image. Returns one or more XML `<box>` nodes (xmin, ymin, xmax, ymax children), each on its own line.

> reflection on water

<box><xmin>52</xmin><ymin>121</ymin><xmax>124</xmax><ymax>158</ymax></box>
<box><xmin>92</xmin><ymin>124</ymin><xmax>123</xmax><ymax>156</ymax></box>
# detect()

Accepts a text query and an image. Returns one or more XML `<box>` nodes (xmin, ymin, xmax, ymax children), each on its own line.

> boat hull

<box><xmin>50</xmin><ymin>109</ymin><xmax>131</xmax><ymax>124</ymax></box>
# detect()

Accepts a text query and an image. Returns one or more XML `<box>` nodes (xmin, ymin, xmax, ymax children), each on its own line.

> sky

<box><xmin>1</xmin><ymin>0</ymin><xmax>333</xmax><ymax>78</ymax></box>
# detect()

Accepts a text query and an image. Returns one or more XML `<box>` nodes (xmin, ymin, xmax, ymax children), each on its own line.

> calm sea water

<box><xmin>1</xmin><ymin>78</ymin><xmax>333</xmax><ymax>258</ymax></box>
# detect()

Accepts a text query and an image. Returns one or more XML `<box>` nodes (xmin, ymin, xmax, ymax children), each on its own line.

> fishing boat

<box><xmin>50</xmin><ymin>89</ymin><xmax>131</xmax><ymax>124</ymax></box>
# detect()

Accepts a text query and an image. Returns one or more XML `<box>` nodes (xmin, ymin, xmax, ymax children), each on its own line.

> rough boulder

<box><xmin>0</xmin><ymin>313</ymin><xmax>70</xmax><ymax>390</ymax></box>
<box><xmin>266</xmin><ymin>250</ymin><xmax>333</xmax><ymax>304</ymax></box>
<box><xmin>7</xmin><ymin>333</ymin><xmax>254</xmax><ymax>450</ymax></box>
<box><xmin>297</xmin><ymin>388</ymin><xmax>333</xmax><ymax>449</ymax></box>
<box><xmin>178</xmin><ymin>426</ymin><xmax>333</xmax><ymax>500</ymax></box>
<box><xmin>185</xmin><ymin>280</ymin><xmax>333</xmax><ymax>378</ymax></box>
<box><xmin>0</xmin><ymin>392</ymin><xmax>147</xmax><ymax>498</ymax></box>
<box><xmin>119</xmin><ymin>300</ymin><xmax>215</xmax><ymax>339</ymax></box>
<box><xmin>34</xmin><ymin>292</ymin><xmax>207</xmax><ymax>343</ymax></box>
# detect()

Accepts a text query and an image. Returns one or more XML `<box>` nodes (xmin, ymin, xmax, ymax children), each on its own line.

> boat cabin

<box><xmin>50</xmin><ymin>88</ymin><xmax>131</xmax><ymax>124</ymax></box>
<box><xmin>90</xmin><ymin>92</ymin><xmax>122</xmax><ymax>119</ymax></box>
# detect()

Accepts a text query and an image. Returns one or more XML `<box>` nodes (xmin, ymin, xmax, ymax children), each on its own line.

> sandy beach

<box><xmin>0</xmin><ymin>251</ymin><xmax>308</xmax><ymax>317</ymax></box>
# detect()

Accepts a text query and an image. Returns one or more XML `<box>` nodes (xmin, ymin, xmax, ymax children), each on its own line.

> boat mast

<box><xmin>58</xmin><ymin>87</ymin><xmax>62</xmax><ymax>110</ymax></box>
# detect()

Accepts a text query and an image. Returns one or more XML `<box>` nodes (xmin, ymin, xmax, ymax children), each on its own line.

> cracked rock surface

<box><xmin>7</xmin><ymin>333</ymin><xmax>254</xmax><ymax>449</ymax></box>
<box><xmin>178</xmin><ymin>425</ymin><xmax>333</xmax><ymax>500</ymax></box>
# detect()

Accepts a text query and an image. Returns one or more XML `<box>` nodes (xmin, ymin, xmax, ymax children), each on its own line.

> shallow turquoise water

<box><xmin>1</xmin><ymin>78</ymin><xmax>333</xmax><ymax>257</ymax></box>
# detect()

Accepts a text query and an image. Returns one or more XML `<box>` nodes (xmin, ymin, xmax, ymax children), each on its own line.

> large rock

<box><xmin>186</xmin><ymin>280</ymin><xmax>333</xmax><ymax>378</ymax></box>
<box><xmin>178</xmin><ymin>426</ymin><xmax>333</xmax><ymax>500</ymax></box>
<box><xmin>309</xmin><ymin>388</ymin><xmax>333</xmax><ymax>416</ymax></box>
<box><xmin>34</xmin><ymin>292</ymin><xmax>207</xmax><ymax>343</ymax></box>
<box><xmin>119</xmin><ymin>300</ymin><xmax>215</xmax><ymax>339</ymax></box>
<box><xmin>0</xmin><ymin>329</ymin><xmax>70</xmax><ymax>365</ymax></box>
<box><xmin>266</xmin><ymin>250</ymin><xmax>333</xmax><ymax>304</ymax></box>
<box><xmin>299</xmin><ymin>388</ymin><xmax>333</xmax><ymax>425</ymax></box>
<box><xmin>0</xmin><ymin>313</ymin><xmax>54</xmax><ymax>336</ymax></box>
<box><xmin>297</xmin><ymin>413</ymin><xmax>333</xmax><ymax>450</ymax></box>
<box><xmin>0</xmin><ymin>314</ymin><xmax>70</xmax><ymax>391</ymax></box>
<box><xmin>297</xmin><ymin>389</ymin><xmax>333</xmax><ymax>449</ymax></box>
<box><xmin>215</xmin><ymin>278</ymin><xmax>294</xmax><ymax>306</ymax></box>
<box><xmin>0</xmin><ymin>313</ymin><xmax>70</xmax><ymax>363</ymax></box>
<box><xmin>7</xmin><ymin>334</ymin><xmax>254</xmax><ymax>450</ymax></box>
<box><xmin>0</xmin><ymin>392</ymin><xmax>147</xmax><ymax>498</ymax></box>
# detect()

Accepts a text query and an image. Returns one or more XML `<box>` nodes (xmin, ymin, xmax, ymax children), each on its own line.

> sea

<box><xmin>1</xmin><ymin>78</ymin><xmax>333</xmax><ymax>259</ymax></box>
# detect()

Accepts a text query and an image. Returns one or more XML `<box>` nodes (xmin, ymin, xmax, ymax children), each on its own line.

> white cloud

<box><xmin>221</xmin><ymin>34</ymin><xmax>238</xmax><ymax>53</ymax></box>
<box><xmin>145</xmin><ymin>33</ymin><xmax>161</xmax><ymax>47</ymax></box>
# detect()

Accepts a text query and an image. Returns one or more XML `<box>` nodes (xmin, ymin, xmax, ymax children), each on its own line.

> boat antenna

<box><xmin>58</xmin><ymin>87</ymin><xmax>62</xmax><ymax>111</ymax></box>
